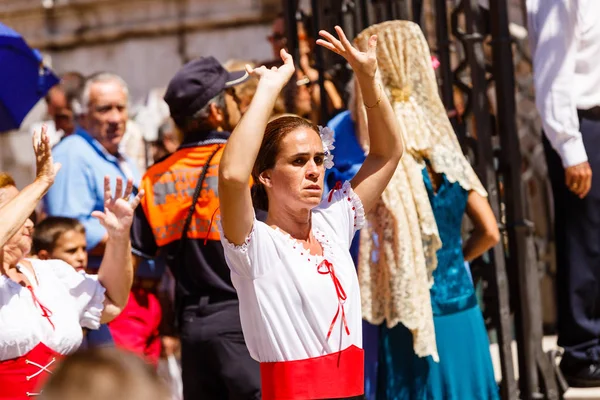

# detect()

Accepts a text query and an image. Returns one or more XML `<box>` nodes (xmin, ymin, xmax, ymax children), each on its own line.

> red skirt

<box><xmin>260</xmin><ymin>345</ymin><xmax>364</xmax><ymax>400</ymax></box>
<box><xmin>0</xmin><ymin>342</ymin><xmax>62</xmax><ymax>399</ymax></box>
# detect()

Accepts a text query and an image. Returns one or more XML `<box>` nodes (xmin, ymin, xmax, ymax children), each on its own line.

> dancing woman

<box><xmin>218</xmin><ymin>26</ymin><xmax>403</xmax><ymax>399</ymax></box>
<box><xmin>0</xmin><ymin>126</ymin><xmax>143</xmax><ymax>399</ymax></box>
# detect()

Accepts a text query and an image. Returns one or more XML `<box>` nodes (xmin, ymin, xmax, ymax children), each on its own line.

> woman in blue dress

<box><xmin>328</xmin><ymin>21</ymin><xmax>500</xmax><ymax>399</ymax></box>
<box><xmin>376</xmin><ymin>164</ymin><xmax>500</xmax><ymax>400</ymax></box>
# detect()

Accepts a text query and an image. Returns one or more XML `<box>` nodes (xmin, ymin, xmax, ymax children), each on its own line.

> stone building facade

<box><xmin>0</xmin><ymin>0</ymin><xmax>281</xmax><ymax>185</ymax></box>
<box><xmin>1</xmin><ymin>0</ymin><xmax>280</xmax><ymax>99</ymax></box>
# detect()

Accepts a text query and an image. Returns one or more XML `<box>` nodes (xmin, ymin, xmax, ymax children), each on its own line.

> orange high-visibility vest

<box><xmin>140</xmin><ymin>144</ymin><xmax>226</xmax><ymax>247</ymax></box>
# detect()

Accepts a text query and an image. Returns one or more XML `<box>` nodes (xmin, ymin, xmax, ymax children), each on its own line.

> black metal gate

<box><xmin>280</xmin><ymin>0</ymin><xmax>562</xmax><ymax>399</ymax></box>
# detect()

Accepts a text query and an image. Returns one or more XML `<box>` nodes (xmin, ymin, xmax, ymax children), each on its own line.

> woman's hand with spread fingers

<box><xmin>92</xmin><ymin>176</ymin><xmax>144</xmax><ymax>240</ymax></box>
<box><xmin>247</xmin><ymin>48</ymin><xmax>296</xmax><ymax>91</ymax></box>
<box><xmin>317</xmin><ymin>26</ymin><xmax>378</xmax><ymax>79</ymax></box>
<box><xmin>32</xmin><ymin>124</ymin><xmax>61</xmax><ymax>186</ymax></box>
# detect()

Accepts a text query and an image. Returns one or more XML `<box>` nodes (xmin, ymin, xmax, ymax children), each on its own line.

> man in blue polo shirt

<box><xmin>45</xmin><ymin>72</ymin><xmax>140</xmax><ymax>266</ymax></box>
<box><xmin>44</xmin><ymin>72</ymin><xmax>165</xmax><ymax>365</ymax></box>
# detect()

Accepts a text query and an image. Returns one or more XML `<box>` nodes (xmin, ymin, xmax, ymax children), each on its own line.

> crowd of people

<box><xmin>0</xmin><ymin>0</ymin><xmax>597</xmax><ymax>398</ymax></box>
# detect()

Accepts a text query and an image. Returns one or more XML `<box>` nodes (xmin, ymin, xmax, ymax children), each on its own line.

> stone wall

<box><xmin>1</xmin><ymin>0</ymin><xmax>280</xmax><ymax>100</ymax></box>
<box><xmin>0</xmin><ymin>0</ymin><xmax>281</xmax><ymax>186</ymax></box>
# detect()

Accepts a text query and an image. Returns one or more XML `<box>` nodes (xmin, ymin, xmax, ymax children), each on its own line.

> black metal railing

<box><xmin>281</xmin><ymin>0</ymin><xmax>561</xmax><ymax>398</ymax></box>
<box><xmin>448</xmin><ymin>0</ymin><xmax>519</xmax><ymax>398</ymax></box>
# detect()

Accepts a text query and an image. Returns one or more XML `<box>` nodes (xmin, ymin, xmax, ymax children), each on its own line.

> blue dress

<box><xmin>377</xmin><ymin>169</ymin><xmax>499</xmax><ymax>400</ymax></box>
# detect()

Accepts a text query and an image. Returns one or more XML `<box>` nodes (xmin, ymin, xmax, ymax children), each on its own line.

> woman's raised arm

<box><xmin>219</xmin><ymin>50</ymin><xmax>296</xmax><ymax>245</ymax></box>
<box><xmin>0</xmin><ymin>125</ymin><xmax>60</xmax><ymax>248</ymax></box>
<box><xmin>317</xmin><ymin>26</ymin><xmax>404</xmax><ymax>214</ymax></box>
<box><xmin>95</xmin><ymin>176</ymin><xmax>144</xmax><ymax>323</ymax></box>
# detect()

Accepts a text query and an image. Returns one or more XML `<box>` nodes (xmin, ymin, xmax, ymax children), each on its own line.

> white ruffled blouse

<box><xmin>0</xmin><ymin>258</ymin><xmax>105</xmax><ymax>361</ymax></box>
<box><xmin>220</xmin><ymin>181</ymin><xmax>365</xmax><ymax>363</ymax></box>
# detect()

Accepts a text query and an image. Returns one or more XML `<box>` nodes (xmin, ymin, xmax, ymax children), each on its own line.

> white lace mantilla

<box><xmin>353</xmin><ymin>21</ymin><xmax>487</xmax><ymax>361</ymax></box>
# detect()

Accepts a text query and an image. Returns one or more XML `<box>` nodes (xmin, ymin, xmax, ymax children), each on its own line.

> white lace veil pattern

<box><xmin>353</xmin><ymin>20</ymin><xmax>487</xmax><ymax>361</ymax></box>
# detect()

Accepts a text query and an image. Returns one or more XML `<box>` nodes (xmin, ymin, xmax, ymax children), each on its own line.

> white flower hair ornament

<box><xmin>318</xmin><ymin>126</ymin><xmax>335</xmax><ymax>169</ymax></box>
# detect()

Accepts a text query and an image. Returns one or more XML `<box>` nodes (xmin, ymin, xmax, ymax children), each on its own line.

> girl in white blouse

<box><xmin>218</xmin><ymin>26</ymin><xmax>404</xmax><ymax>399</ymax></box>
<box><xmin>0</xmin><ymin>125</ymin><xmax>144</xmax><ymax>399</ymax></box>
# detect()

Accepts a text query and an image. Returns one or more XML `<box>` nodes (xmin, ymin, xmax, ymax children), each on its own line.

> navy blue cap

<box><xmin>163</xmin><ymin>56</ymin><xmax>249</xmax><ymax>119</ymax></box>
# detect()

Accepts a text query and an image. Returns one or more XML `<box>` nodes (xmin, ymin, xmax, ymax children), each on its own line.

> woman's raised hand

<box><xmin>92</xmin><ymin>176</ymin><xmax>144</xmax><ymax>240</ymax></box>
<box><xmin>32</xmin><ymin>124</ymin><xmax>61</xmax><ymax>185</ymax></box>
<box><xmin>317</xmin><ymin>26</ymin><xmax>377</xmax><ymax>79</ymax></box>
<box><xmin>247</xmin><ymin>48</ymin><xmax>295</xmax><ymax>90</ymax></box>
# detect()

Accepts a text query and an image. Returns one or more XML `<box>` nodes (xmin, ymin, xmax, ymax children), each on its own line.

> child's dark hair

<box><xmin>32</xmin><ymin>217</ymin><xmax>86</xmax><ymax>254</ymax></box>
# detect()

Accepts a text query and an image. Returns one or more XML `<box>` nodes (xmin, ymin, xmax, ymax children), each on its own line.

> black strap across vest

<box><xmin>173</xmin><ymin>145</ymin><xmax>221</xmax><ymax>327</ymax></box>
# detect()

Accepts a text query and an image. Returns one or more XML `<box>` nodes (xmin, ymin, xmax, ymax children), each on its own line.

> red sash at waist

<box><xmin>260</xmin><ymin>345</ymin><xmax>364</xmax><ymax>400</ymax></box>
<box><xmin>0</xmin><ymin>342</ymin><xmax>63</xmax><ymax>399</ymax></box>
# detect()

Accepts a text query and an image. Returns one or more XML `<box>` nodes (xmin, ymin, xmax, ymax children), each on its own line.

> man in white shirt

<box><xmin>528</xmin><ymin>0</ymin><xmax>600</xmax><ymax>387</ymax></box>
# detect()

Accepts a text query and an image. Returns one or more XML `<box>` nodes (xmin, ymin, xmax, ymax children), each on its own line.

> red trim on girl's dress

<box><xmin>260</xmin><ymin>345</ymin><xmax>364</xmax><ymax>400</ymax></box>
<box><xmin>0</xmin><ymin>342</ymin><xmax>63</xmax><ymax>398</ymax></box>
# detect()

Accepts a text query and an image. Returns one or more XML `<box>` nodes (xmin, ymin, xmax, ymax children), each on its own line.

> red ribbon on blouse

<box><xmin>318</xmin><ymin>259</ymin><xmax>350</xmax><ymax>341</ymax></box>
<box><xmin>27</xmin><ymin>285</ymin><xmax>55</xmax><ymax>331</ymax></box>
